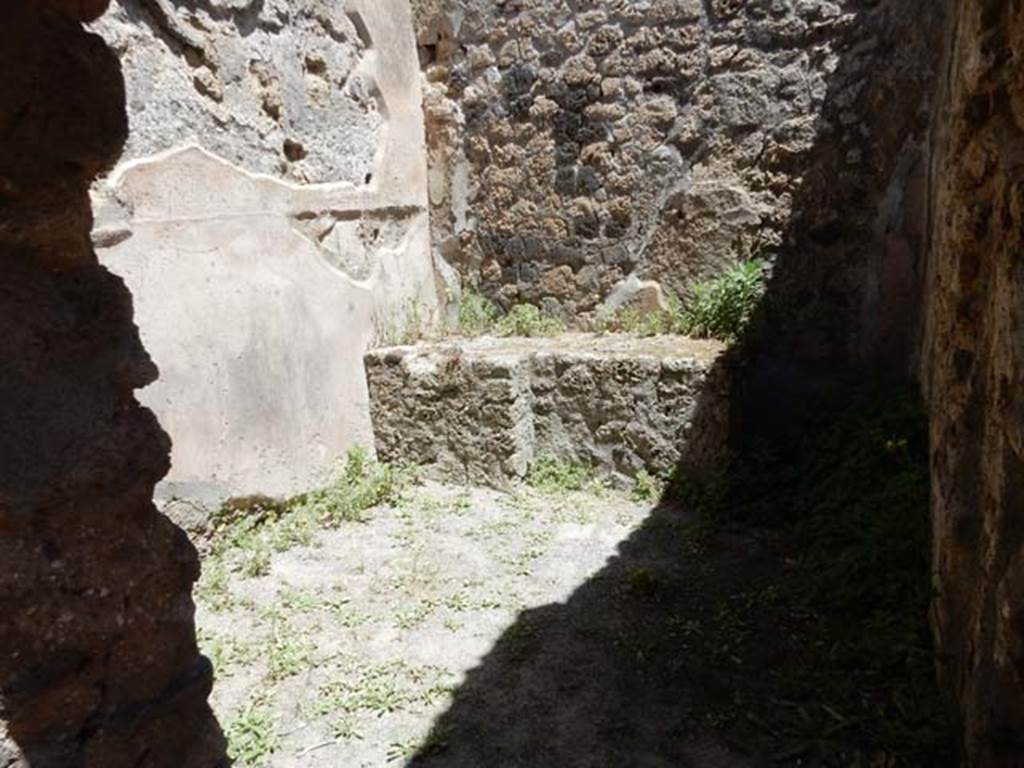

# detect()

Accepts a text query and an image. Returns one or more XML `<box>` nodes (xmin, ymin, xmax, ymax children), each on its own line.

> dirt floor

<box><xmin>196</xmin><ymin>454</ymin><xmax>956</xmax><ymax>767</ymax></box>
<box><xmin>196</xmin><ymin>479</ymin><xmax>759</xmax><ymax>767</ymax></box>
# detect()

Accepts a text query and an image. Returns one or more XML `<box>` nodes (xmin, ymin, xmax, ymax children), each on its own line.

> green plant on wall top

<box><xmin>456</xmin><ymin>289</ymin><xmax>502</xmax><ymax>337</ymax></box>
<box><xmin>677</xmin><ymin>259</ymin><xmax>766</xmax><ymax>341</ymax></box>
<box><xmin>495</xmin><ymin>303</ymin><xmax>565</xmax><ymax>337</ymax></box>
<box><xmin>595</xmin><ymin>259</ymin><xmax>766</xmax><ymax>342</ymax></box>
<box><xmin>456</xmin><ymin>290</ymin><xmax>565</xmax><ymax>338</ymax></box>
<box><xmin>454</xmin><ymin>260</ymin><xmax>764</xmax><ymax>342</ymax></box>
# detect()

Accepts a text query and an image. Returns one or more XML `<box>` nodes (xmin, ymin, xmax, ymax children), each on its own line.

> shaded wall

<box><xmin>0</xmin><ymin>1</ymin><xmax>223</xmax><ymax>765</ymax></box>
<box><xmin>923</xmin><ymin>1</ymin><xmax>1024</xmax><ymax>763</ymax></box>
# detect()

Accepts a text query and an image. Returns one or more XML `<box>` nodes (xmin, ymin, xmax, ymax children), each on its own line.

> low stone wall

<box><xmin>365</xmin><ymin>334</ymin><xmax>729</xmax><ymax>486</ymax></box>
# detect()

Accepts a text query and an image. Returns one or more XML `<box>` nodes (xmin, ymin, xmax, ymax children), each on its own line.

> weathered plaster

<box><xmin>91</xmin><ymin>0</ymin><xmax>439</xmax><ymax>501</ymax></box>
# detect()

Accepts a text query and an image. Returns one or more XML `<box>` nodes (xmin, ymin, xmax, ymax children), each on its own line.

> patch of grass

<box><xmin>416</xmin><ymin>722</ymin><xmax>453</xmax><ymax>758</ymax></box>
<box><xmin>196</xmin><ymin>558</ymin><xmax>236</xmax><ymax>612</ymax></box>
<box><xmin>495</xmin><ymin>303</ymin><xmax>565</xmax><ymax>337</ymax></box>
<box><xmin>676</xmin><ymin>259</ymin><xmax>765</xmax><ymax>341</ymax></box>
<box><xmin>200</xmin><ymin>447</ymin><xmax>408</xmax><ymax>592</ymax></box>
<box><xmin>595</xmin><ymin>301</ymin><xmax>679</xmax><ymax>336</ymax></box>
<box><xmin>441</xmin><ymin>591</ymin><xmax>472</xmax><ymax>612</ymax></box>
<box><xmin>631</xmin><ymin>469</ymin><xmax>662</xmax><ymax>502</ymax></box>
<box><xmin>199</xmin><ymin>630</ymin><xmax>261</xmax><ymax>677</ymax></box>
<box><xmin>377</xmin><ymin>298</ymin><xmax>431</xmax><ymax>347</ymax></box>
<box><xmin>592</xmin><ymin>261</ymin><xmax>764</xmax><ymax>342</ymax></box>
<box><xmin>277</xmin><ymin>586</ymin><xmax>327</xmax><ymax>614</ymax></box>
<box><xmin>450</xmin><ymin>491</ymin><xmax>472</xmax><ymax>516</ymax></box>
<box><xmin>394</xmin><ymin>599</ymin><xmax>437</xmax><ymax>630</ymax></box>
<box><xmin>297</xmin><ymin>446</ymin><xmax>406</xmax><ymax>526</ymax></box>
<box><xmin>266</xmin><ymin>633</ymin><xmax>313</xmax><ymax>682</ymax></box>
<box><xmin>526</xmin><ymin>455</ymin><xmax>592</xmax><ymax>494</ymax></box>
<box><xmin>455</xmin><ymin>289</ymin><xmax>565</xmax><ymax>338</ymax></box>
<box><xmin>456</xmin><ymin>288</ymin><xmax>501</xmax><ymax>336</ymax></box>
<box><xmin>501</xmin><ymin>530</ymin><xmax>550</xmax><ymax>575</ymax></box>
<box><xmin>329</xmin><ymin>601</ymin><xmax>371</xmax><ymax>629</ymax></box>
<box><xmin>386</xmin><ymin>740</ymin><xmax>418</xmax><ymax>763</ymax></box>
<box><xmin>226</xmin><ymin>699</ymin><xmax>278</xmax><ymax>768</ymax></box>
<box><xmin>239</xmin><ymin>539</ymin><xmax>272</xmax><ymax>578</ymax></box>
<box><xmin>316</xmin><ymin>662</ymin><xmax>413</xmax><ymax>717</ymax></box>
<box><xmin>328</xmin><ymin>715</ymin><xmax>363</xmax><ymax>744</ymax></box>
<box><xmin>267</xmin><ymin>506</ymin><xmax>318</xmax><ymax>551</ymax></box>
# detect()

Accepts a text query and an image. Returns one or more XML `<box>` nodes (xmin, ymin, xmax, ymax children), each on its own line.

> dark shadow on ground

<box><xmin>410</xmin><ymin>1</ymin><xmax>958</xmax><ymax>765</ymax></box>
<box><xmin>408</xmin><ymin>384</ymin><xmax>956</xmax><ymax>767</ymax></box>
<box><xmin>409</xmin><ymin>498</ymin><xmax>776</xmax><ymax>768</ymax></box>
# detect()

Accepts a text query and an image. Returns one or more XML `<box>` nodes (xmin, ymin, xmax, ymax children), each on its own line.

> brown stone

<box><xmin>923</xmin><ymin>2</ymin><xmax>1024</xmax><ymax>764</ymax></box>
<box><xmin>538</xmin><ymin>265</ymin><xmax>576</xmax><ymax>299</ymax></box>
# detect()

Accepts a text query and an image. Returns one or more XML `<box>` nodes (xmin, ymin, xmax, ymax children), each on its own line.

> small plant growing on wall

<box><xmin>456</xmin><ymin>289</ymin><xmax>501</xmax><ymax>336</ymax></box>
<box><xmin>676</xmin><ymin>259</ymin><xmax>766</xmax><ymax>341</ymax></box>
<box><xmin>456</xmin><ymin>289</ymin><xmax>566</xmax><ymax>338</ymax></box>
<box><xmin>495</xmin><ymin>304</ymin><xmax>565</xmax><ymax>337</ymax></box>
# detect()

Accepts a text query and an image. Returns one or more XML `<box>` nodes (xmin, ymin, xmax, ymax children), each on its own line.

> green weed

<box><xmin>196</xmin><ymin>558</ymin><xmax>235</xmax><ymax>612</ymax></box>
<box><xmin>199</xmin><ymin>630</ymin><xmax>261</xmax><ymax>677</ymax></box>
<box><xmin>496</xmin><ymin>303</ymin><xmax>565</xmax><ymax>337</ymax></box>
<box><xmin>377</xmin><ymin>299</ymin><xmax>431</xmax><ymax>347</ymax></box>
<box><xmin>595</xmin><ymin>302</ymin><xmax>677</xmax><ymax>336</ymax></box>
<box><xmin>226</xmin><ymin>699</ymin><xmax>278</xmax><ymax>768</ymax></box>
<box><xmin>526</xmin><ymin>455</ymin><xmax>593</xmax><ymax>494</ymax></box>
<box><xmin>316</xmin><ymin>662</ymin><xmax>412</xmax><ymax>717</ymax></box>
<box><xmin>197</xmin><ymin>447</ymin><xmax>407</xmax><ymax>618</ymax></box>
<box><xmin>456</xmin><ymin>288</ymin><xmax>501</xmax><ymax>336</ymax></box>
<box><xmin>456</xmin><ymin>289</ymin><xmax>565</xmax><ymax>338</ymax></box>
<box><xmin>297</xmin><ymin>446</ymin><xmax>406</xmax><ymax>526</ymax></box>
<box><xmin>676</xmin><ymin>259</ymin><xmax>765</xmax><ymax>341</ymax></box>
<box><xmin>631</xmin><ymin>469</ymin><xmax>662</xmax><ymax>502</ymax></box>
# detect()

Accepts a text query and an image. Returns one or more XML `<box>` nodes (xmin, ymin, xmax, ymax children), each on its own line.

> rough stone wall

<box><xmin>366</xmin><ymin>335</ymin><xmax>728</xmax><ymax>486</ymax></box>
<box><xmin>0</xmin><ymin>1</ymin><xmax>223</xmax><ymax>765</ymax></box>
<box><xmin>93</xmin><ymin>0</ymin><xmax>383</xmax><ymax>184</ymax></box>
<box><xmin>90</xmin><ymin>0</ymin><xmax>441</xmax><ymax>501</ymax></box>
<box><xmin>923</xmin><ymin>2</ymin><xmax>1024</xmax><ymax>764</ymax></box>
<box><xmin>416</xmin><ymin>0</ymin><xmax>946</xmax><ymax>341</ymax></box>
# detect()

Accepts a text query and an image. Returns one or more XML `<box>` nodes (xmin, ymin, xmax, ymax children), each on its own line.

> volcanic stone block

<box><xmin>365</xmin><ymin>334</ymin><xmax>729</xmax><ymax>486</ymax></box>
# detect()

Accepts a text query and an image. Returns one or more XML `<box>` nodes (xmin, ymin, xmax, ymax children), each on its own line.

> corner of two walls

<box><xmin>412</xmin><ymin>0</ymin><xmax>947</xmax><ymax>382</ymax></box>
<box><xmin>90</xmin><ymin>0</ymin><xmax>440</xmax><ymax>503</ymax></box>
<box><xmin>417</xmin><ymin>1</ymin><xmax>1023</xmax><ymax>764</ymax></box>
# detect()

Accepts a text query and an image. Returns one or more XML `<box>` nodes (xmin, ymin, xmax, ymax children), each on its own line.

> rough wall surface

<box><xmin>94</xmin><ymin>0</ymin><xmax>383</xmax><ymax>185</ymax></box>
<box><xmin>923</xmin><ymin>2</ymin><xmax>1024</xmax><ymax>764</ymax></box>
<box><xmin>366</xmin><ymin>335</ymin><xmax>728</xmax><ymax>487</ymax></box>
<box><xmin>0</xmin><ymin>1</ymin><xmax>223</xmax><ymax>765</ymax></box>
<box><xmin>91</xmin><ymin>0</ymin><xmax>440</xmax><ymax>500</ymax></box>
<box><xmin>417</xmin><ymin>0</ymin><xmax>946</xmax><ymax>348</ymax></box>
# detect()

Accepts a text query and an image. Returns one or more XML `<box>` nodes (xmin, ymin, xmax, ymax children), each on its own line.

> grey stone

<box><xmin>365</xmin><ymin>334</ymin><xmax>730</xmax><ymax>487</ymax></box>
<box><xmin>93</xmin><ymin>0</ymin><xmax>382</xmax><ymax>185</ymax></box>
